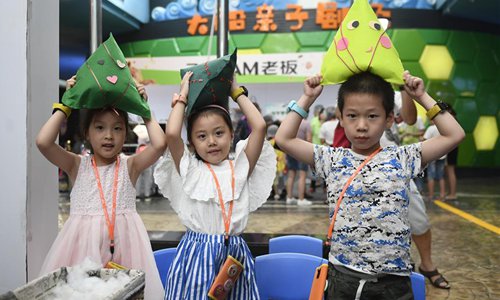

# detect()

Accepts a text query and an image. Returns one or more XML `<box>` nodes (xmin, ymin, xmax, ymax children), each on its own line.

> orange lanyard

<box><xmin>205</xmin><ymin>161</ymin><xmax>235</xmax><ymax>240</ymax></box>
<box><xmin>91</xmin><ymin>156</ymin><xmax>120</xmax><ymax>256</ymax></box>
<box><xmin>326</xmin><ymin>147</ymin><xmax>382</xmax><ymax>245</ymax></box>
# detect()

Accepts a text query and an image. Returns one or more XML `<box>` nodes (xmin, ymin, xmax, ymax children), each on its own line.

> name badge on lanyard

<box><xmin>91</xmin><ymin>156</ymin><xmax>128</xmax><ymax>269</ymax></box>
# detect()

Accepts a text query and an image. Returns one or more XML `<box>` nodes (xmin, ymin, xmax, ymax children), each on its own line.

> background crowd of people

<box><xmin>262</xmin><ymin>100</ymin><xmax>459</xmax><ymax>204</ymax></box>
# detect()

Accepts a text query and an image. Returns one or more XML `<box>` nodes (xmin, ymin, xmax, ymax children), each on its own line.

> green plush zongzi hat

<box><xmin>181</xmin><ymin>49</ymin><xmax>237</xmax><ymax>116</ymax></box>
<box><xmin>61</xmin><ymin>34</ymin><xmax>151</xmax><ymax>118</ymax></box>
<box><xmin>321</xmin><ymin>0</ymin><xmax>404</xmax><ymax>86</ymax></box>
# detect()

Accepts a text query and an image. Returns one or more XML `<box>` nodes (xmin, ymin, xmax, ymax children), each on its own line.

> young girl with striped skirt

<box><xmin>154</xmin><ymin>70</ymin><xmax>275</xmax><ymax>299</ymax></box>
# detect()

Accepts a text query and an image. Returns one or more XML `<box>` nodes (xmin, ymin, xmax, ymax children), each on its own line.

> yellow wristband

<box><xmin>426</xmin><ymin>103</ymin><xmax>442</xmax><ymax>120</ymax></box>
<box><xmin>52</xmin><ymin>103</ymin><xmax>72</xmax><ymax>119</ymax></box>
<box><xmin>230</xmin><ymin>86</ymin><xmax>248</xmax><ymax>102</ymax></box>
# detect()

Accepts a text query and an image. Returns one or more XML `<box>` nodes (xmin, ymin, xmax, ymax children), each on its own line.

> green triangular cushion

<box><xmin>181</xmin><ymin>49</ymin><xmax>237</xmax><ymax>116</ymax></box>
<box><xmin>61</xmin><ymin>34</ymin><xmax>151</xmax><ymax>118</ymax></box>
<box><xmin>321</xmin><ymin>0</ymin><xmax>404</xmax><ymax>86</ymax></box>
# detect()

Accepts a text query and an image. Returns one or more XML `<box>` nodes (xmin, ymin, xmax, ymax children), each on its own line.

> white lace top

<box><xmin>70</xmin><ymin>154</ymin><xmax>137</xmax><ymax>216</ymax></box>
<box><xmin>153</xmin><ymin>139</ymin><xmax>276</xmax><ymax>235</ymax></box>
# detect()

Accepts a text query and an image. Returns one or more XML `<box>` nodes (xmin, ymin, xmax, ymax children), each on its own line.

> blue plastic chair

<box><xmin>410</xmin><ymin>272</ymin><xmax>426</xmax><ymax>300</ymax></box>
<box><xmin>268</xmin><ymin>236</ymin><xmax>425</xmax><ymax>299</ymax></box>
<box><xmin>255</xmin><ymin>252</ymin><xmax>328</xmax><ymax>300</ymax></box>
<box><xmin>269</xmin><ymin>235</ymin><xmax>324</xmax><ymax>258</ymax></box>
<box><xmin>153</xmin><ymin>247</ymin><xmax>177</xmax><ymax>288</ymax></box>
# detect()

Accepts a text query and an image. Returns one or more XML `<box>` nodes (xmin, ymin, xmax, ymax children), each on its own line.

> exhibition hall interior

<box><xmin>1</xmin><ymin>0</ymin><xmax>498</xmax><ymax>299</ymax></box>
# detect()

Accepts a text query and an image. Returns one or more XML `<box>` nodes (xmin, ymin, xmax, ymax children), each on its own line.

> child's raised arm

<box><xmin>165</xmin><ymin>71</ymin><xmax>193</xmax><ymax>172</ymax></box>
<box><xmin>402</xmin><ymin>70</ymin><xmax>465</xmax><ymax>166</ymax></box>
<box><xmin>36</xmin><ymin>76</ymin><xmax>80</xmax><ymax>181</ymax></box>
<box><xmin>399</xmin><ymin>90</ymin><xmax>417</xmax><ymax>125</ymax></box>
<box><xmin>231</xmin><ymin>76</ymin><xmax>266</xmax><ymax>176</ymax></box>
<box><xmin>275</xmin><ymin>75</ymin><xmax>323</xmax><ymax>166</ymax></box>
<box><xmin>128</xmin><ymin>83</ymin><xmax>167</xmax><ymax>183</ymax></box>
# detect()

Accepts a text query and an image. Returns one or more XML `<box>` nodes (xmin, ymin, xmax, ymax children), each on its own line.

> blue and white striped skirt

<box><xmin>164</xmin><ymin>230</ymin><xmax>260</xmax><ymax>300</ymax></box>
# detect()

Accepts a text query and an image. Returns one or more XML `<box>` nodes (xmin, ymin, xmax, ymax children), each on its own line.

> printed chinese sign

<box><xmin>185</xmin><ymin>3</ymin><xmax>391</xmax><ymax>35</ymax></box>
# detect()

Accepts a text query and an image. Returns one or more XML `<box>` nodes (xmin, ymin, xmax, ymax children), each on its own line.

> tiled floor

<box><xmin>59</xmin><ymin>176</ymin><xmax>500</xmax><ymax>299</ymax></box>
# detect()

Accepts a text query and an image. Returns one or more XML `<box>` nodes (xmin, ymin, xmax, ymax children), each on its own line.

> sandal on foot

<box><xmin>418</xmin><ymin>267</ymin><xmax>450</xmax><ymax>289</ymax></box>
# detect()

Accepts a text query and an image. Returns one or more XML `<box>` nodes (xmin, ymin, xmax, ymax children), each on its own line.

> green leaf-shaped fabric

<box><xmin>181</xmin><ymin>49</ymin><xmax>237</xmax><ymax>116</ymax></box>
<box><xmin>321</xmin><ymin>0</ymin><xmax>404</xmax><ymax>86</ymax></box>
<box><xmin>61</xmin><ymin>34</ymin><xmax>151</xmax><ymax>118</ymax></box>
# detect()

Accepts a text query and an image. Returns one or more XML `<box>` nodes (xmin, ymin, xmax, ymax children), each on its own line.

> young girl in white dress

<box><xmin>36</xmin><ymin>76</ymin><xmax>165</xmax><ymax>299</ymax></box>
<box><xmin>153</xmin><ymin>72</ymin><xmax>275</xmax><ymax>299</ymax></box>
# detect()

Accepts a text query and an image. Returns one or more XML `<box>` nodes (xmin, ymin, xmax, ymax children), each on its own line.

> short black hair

<box><xmin>338</xmin><ymin>72</ymin><xmax>394</xmax><ymax>117</ymax></box>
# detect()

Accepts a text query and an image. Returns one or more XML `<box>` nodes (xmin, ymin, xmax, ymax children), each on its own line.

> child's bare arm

<box><xmin>129</xmin><ymin>84</ymin><xmax>167</xmax><ymax>183</ymax></box>
<box><xmin>36</xmin><ymin>76</ymin><xmax>80</xmax><ymax>181</ymax></box>
<box><xmin>400</xmin><ymin>90</ymin><xmax>417</xmax><ymax>125</ymax></box>
<box><xmin>275</xmin><ymin>75</ymin><xmax>322</xmax><ymax>166</ymax></box>
<box><xmin>165</xmin><ymin>71</ymin><xmax>192</xmax><ymax>172</ymax></box>
<box><xmin>231</xmin><ymin>77</ymin><xmax>266</xmax><ymax>176</ymax></box>
<box><xmin>402</xmin><ymin>71</ymin><xmax>465</xmax><ymax>166</ymax></box>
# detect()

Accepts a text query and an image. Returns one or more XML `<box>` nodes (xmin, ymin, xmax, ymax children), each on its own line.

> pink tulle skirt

<box><xmin>39</xmin><ymin>212</ymin><xmax>164</xmax><ymax>300</ymax></box>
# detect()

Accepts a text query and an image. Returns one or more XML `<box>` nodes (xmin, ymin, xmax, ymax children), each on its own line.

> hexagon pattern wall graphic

<box><xmin>427</xmin><ymin>80</ymin><xmax>457</xmax><ymax>107</ymax></box>
<box><xmin>120</xmin><ymin>29</ymin><xmax>500</xmax><ymax>166</ymax></box>
<box><xmin>496</xmin><ymin>139</ymin><xmax>500</xmax><ymax>166</ymax></box>
<box><xmin>451</xmin><ymin>62</ymin><xmax>481</xmax><ymax>97</ymax></box>
<box><xmin>419</xmin><ymin>29</ymin><xmax>450</xmax><ymax>44</ymax></box>
<box><xmin>261</xmin><ymin>33</ymin><xmax>300</xmax><ymax>54</ymax></box>
<box><xmin>458</xmin><ymin>135</ymin><xmax>477</xmax><ymax>167</ymax></box>
<box><xmin>419</xmin><ymin>45</ymin><xmax>454</xmax><ymax>80</ymax></box>
<box><xmin>474</xmin><ymin>47</ymin><xmax>499</xmax><ymax>81</ymax></box>
<box><xmin>455</xmin><ymin>98</ymin><xmax>480</xmax><ymax>133</ymax></box>
<box><xmin>447</xmin><ymin>31</ymin><xmax>477</xmax><ymax>62</ymax></box>
<box><xmin>392</xmin><ymin>29</ymin><xmax>426</xmax><ymax>61</ymax></box>
<box><xmin>476</xmin><ymin>83</ymin><xmax>499</xmax><ymax>116</ymax></box>
<box><xmin>473</xmin><ymin>116</ymin><xmax>498</xmax><ymax>151</ymax></box>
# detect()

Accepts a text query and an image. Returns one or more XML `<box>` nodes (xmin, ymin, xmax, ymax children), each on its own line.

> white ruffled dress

<box><xmin>153</xmin><ymin>139</ymin><xmax>276</xmax><ymax>300</ymax></box>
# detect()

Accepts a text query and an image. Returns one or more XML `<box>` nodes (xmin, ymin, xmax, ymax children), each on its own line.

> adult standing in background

<box><xmin>133</xmin><ymin>124</ymin><xmax>156</xmax><ymax>199</ymax></box>
<box><xmin>309</xmin><ymin>104</ymin><xmax>325</xmax><ymax>193</ymax></box>
<box><xmin>382</xmin><ymin>91</ymin><xmax>450</xmax><ymax>289</ymax></box>
<box><xmin>285</xmin><ymin>119</ymin><xmax>312</xmax><ymax>206</ymax></box>
<box><xmin>398</xmin><ymin>114</ymin><xmax>426</xmax><ymax>192</ymax></box>
<box><xmin>319</xmin><ymin>106</ymin><xmax>339</xmax><ymax>146</ymax></box>
<box><xmin>233</xmin><ymin>101</ymin><xmax>261</xmax><ymax>150</ymax></box>
<box><xmin>424</xmin><ymin>119</ymin><xmax>447</xmax><ymax>200</ymax></box>
<box><xmin>445</xmin><ymin>104</ymin><xmax>458</xmax><ymax>201</ymax></box>
<box><xmin>310</xmin><ymin>104</ymin><xmax>325</xmax><ymax>145</ymax></box>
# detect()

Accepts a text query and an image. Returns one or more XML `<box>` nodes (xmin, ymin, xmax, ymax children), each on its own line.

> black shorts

<box><xmin>326</xmin><ymin>264</ymin><xmax>414</xmax><ymax>300</ymax></box>
<box><xmin>447</xmin><ymin>147</ymin><xmax>458</xmax><ymax>165</ymax></box>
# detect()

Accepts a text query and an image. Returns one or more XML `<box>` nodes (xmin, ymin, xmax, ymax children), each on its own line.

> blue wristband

<box><xmin>286</xmin><ymin>100</ymin><xmax>308</xmax><ymax>119</ymax></box>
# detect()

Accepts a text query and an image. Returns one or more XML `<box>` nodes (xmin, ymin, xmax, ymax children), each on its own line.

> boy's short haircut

<box><xmin>337</xmin><ymin>72</ymin><xmax>395</xmax><ymax>117</ymax></box>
